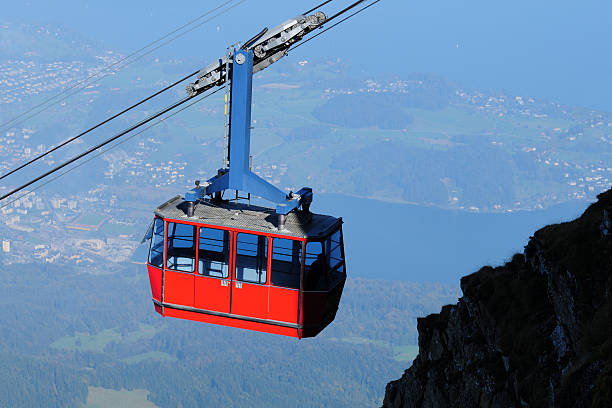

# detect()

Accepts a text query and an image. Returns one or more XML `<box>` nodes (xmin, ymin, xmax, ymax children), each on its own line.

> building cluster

<box><xmin>0</xmin><ymin>59</ymin><xmax>93</xmax><ymax>105</ymax></box>
<box><xmin>330</xmin><ymin>76</ymin><xmax>612</xmax><ymax>127</ymax></box>
<box><xmin>0</xmin><ymin>42</ymin><xmax>121</xmax><ymax>105</ymax></box>
<box><xmin>0</xmin><ymin>183</ymin><xmax>140</xmax><ymax>271</ymax></box>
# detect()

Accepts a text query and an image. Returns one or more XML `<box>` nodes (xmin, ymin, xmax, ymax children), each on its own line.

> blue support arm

<box><xmin>185</xmin><ymin>49</ymin><xmax>311</xmax><ymax>218</ymax></box>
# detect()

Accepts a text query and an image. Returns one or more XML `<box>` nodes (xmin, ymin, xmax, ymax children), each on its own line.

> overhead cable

<box><xmin>0</xmin><ymin>70</ymin><xmax>199</xmax><ymax>181</ymax></box>
<box><xmin>0</xmin><ymin>89</ymin><xmax>222</xmax><ymax>210</ymax></box>
<box><xmin>0</xmin><ymin>0</ymin><xmax>382</xmax><ymax>203</ymax></box>
<box><xmin>0</xmin><ymin>0</ymin><xmax>244</xmax><ymax>133</ymax></box>
<box><xmin>290</xmin><ymin>0</ymin><xmax>382</xmax><ymax>52</ymax></box>
<box><xmin>326</xmin><ymin>0</ymin><xmax>369</xmax><ymax>23</ymax></box>
<box><xmin>0</xmin><ymin>93</ymin><xmax>203</xmax><ymax>201</ymax></box>
<box><xmin>303</xmin><ymin>0</ymin><xmax>335</xmax><ymax>15</ymax></box>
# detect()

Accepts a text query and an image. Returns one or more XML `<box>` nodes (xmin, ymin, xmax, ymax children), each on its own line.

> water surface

<box><xmin>316</xmin><ymin>194</ymin><xmax>587</xmax><ymax>284</ymax></box>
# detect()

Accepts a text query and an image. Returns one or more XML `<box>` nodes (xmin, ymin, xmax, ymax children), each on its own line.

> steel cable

<box><xmin>290</xmin><ymin>0</ymin><xmax>382</xmax><ymax>52</ymax></box>
<box><xmin>0</xmin><ymin>95</ymin><xmax>195</xmax><ymax>201</ymax></box>
<box><xmin>0</xmin><ymin>88</ymin><xmax>223</xmax><ymax>209</ymax></box>
<box><xmin>0</xmin><ymin>0</ymin><xmax>243</xmax><ymax>132</ymax></box>
<box><xmin>0</xmin><ymin>0</ymin><xmax>382</xmax><ymax>205</ymax></box>
<box><xmin>0</xmin><ymin>70</ymin><xmax>199</xmax><ymax>181</ymax></box>
<box><xmin>303</xmin><ymin>0</ymin><xmax>335</xmax><ymax>15</ymax></box>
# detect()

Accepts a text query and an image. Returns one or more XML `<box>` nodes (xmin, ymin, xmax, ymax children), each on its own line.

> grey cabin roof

<box><xmin>154</xmin><ymin>195</ymin><xmax>342</xmax><ymax>239</ymax></box>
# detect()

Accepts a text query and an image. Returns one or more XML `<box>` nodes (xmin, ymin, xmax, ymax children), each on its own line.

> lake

<box><xmin>315</xmin><ymin>194</ymin><xmax>588</xmax><ymax>284</ymax></box>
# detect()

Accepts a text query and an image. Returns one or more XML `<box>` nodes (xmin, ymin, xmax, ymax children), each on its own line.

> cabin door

<box><xmin>163</xmin><ymin>221</ymin><xmax>197</xmax><ymax>307</ymax></box>
<box><xmin>230</xmin><ymin>232</ymin><xmax>269</xmax><ymax>320</ymax></box>
<box><xmin>194</xmin><ymin>226</ymin><xmax>232</xmax><ymax>314</ymax></box>
<box><xmin>268</xmin><ymin>237</ymin><xmax>302</xmax><ymax>324</ymax></box>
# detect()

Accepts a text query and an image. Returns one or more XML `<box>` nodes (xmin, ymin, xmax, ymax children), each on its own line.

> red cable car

<box><xmin>146</xmin><ymin>198</ymin><xmax>346</xmax><ymax>338</ymax></box>
<box><xmin>144</xmin><ymin>16</ymin><xmax>347</xmax><ymax>337</ymax></box>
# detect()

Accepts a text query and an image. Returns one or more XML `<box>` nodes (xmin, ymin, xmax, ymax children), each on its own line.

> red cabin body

<box><xmin>145</xmin><ymin>196</ymin><xmax>346</xmax><ymax>338</ymax></box>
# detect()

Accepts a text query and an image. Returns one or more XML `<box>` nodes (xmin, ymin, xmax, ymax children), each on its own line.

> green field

<box><xmin>393</xmin><ymin>345</ymin><xmax>420</xmax><ymax>362</ymax></box>
<box><xmin>122</xmin><ymin>351</ymin><xmax>177</xmax><ymax>364</ymax></box>
<box><xmin>86</xmin><ymin>387</ymin><xmax>159</xmax><ymax>408</ymax></box>
<box><xmin>97</xmin><ymin>221</ymin><xmax>139</xmax><ymax>237</ymax></box>
<box><xmin>74</xmin><ymin>213</ymin><xmax>108</xmax><ymax>227</ymax></box>
<box><xmin>329</xmin><ymin>336</ymin><xmax>419</xmax><ymax>363</ymax></box>
<box><xmin>51</xmin><ymin>324</ymin><xmax>162</xmax><ymax>352</ymax></box>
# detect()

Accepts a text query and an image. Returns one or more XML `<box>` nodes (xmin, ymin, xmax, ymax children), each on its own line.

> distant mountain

<box><xmin>382</xmin><ymin>189</ymin><xmax>612</xmax><ymax>407</ymax></box>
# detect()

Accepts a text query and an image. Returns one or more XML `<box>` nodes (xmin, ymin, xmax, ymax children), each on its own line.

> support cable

<box><xmin>1</xmin><ymin>0</ymin><xmax>369</xmax><ymax>182</ymax></box>
<box><xmin>0</xmin><ymin>70</ymin><xmax>199</xmax><ymax>181</ymax></box>
<box><xmin>0</xmin><ymin>0</ymin><xmax>244</xmax><ymax>132</ymax></box>
<box><xmin>303</xmin><ymin>0</ymin><xmax>335</xmax><ymax>15</ymax></box>
<box><xmin>290</xmin><ymin>0</ymin><xmax>382</xmax><ymax>52</ymax></box>
<box><xmin>0</xmin><ymin>93</ymin><xmax>205</xmax><ymax>202</ymax></box>
<box><xmin>0</xmin><ymin>89</ymin><xmax>222</xmax><ymax>210</ymax></box>
<box><xmin>0</xmin><ymin>0</ymin><xmax>383</xmax><ymax>204</ymax></box>
<box><xmin>325</xmin><ymin>0</ymin><xmax>370</xmax><ymax>23</ymax></box>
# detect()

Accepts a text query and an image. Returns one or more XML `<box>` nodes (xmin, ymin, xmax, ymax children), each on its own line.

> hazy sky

<box><xmin>3</xmin><ymin>0</ymin><xmax>612</xmax><ymax>111</ymax></box>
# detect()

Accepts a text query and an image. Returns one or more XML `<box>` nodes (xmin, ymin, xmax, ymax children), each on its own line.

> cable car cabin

<box><xmin>145</xmin><ymin>195</ymin><xmax>346</xmax><ymax>339</ymax></box>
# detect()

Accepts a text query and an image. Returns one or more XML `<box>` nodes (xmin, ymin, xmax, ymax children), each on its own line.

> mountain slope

<box><xmin>382</xmin><ymin>189</ymin><xmax>612</xmax><ymax>407</ymax></box>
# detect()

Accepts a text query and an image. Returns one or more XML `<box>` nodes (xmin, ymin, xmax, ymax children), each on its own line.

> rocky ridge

<box><xmin>383</xmin><ymin>190</ymin><xmax>612</xmax><ymax>407</ymax></box>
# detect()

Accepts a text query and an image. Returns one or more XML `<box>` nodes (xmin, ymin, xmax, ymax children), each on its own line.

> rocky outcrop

<box><xmin>383</xmin><ymin>190</ymin><xmax>612</xmax><ymax>408</ymax></box>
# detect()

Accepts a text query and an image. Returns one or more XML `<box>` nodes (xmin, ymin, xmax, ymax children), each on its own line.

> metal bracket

<box><xmin>185</xmin><ymin>12</ymin><xmax>326</xmax><ymax>97</ymax></box>
<box><xmin>189</xmin><ymin>49</ymin><xmax>313</xmax><ymax>220</ymax></box>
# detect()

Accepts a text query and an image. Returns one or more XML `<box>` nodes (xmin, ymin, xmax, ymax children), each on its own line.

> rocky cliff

<box><xmin>383</xmin><ymin>190</ymin><xmax>612</xmax><ymax>408</ymax></box>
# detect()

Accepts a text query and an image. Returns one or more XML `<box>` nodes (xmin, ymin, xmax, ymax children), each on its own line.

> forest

<box><xmin>0</xmin><ymin>261</ymin><xmax>458</xmax><ymax>407</ymax></box>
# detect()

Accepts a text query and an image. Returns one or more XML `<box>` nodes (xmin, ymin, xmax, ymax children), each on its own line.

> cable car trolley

<box><xmin>144</xmin><ymin>7</ymin><xmax>351</xmax><ymax>338</ymax></box>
